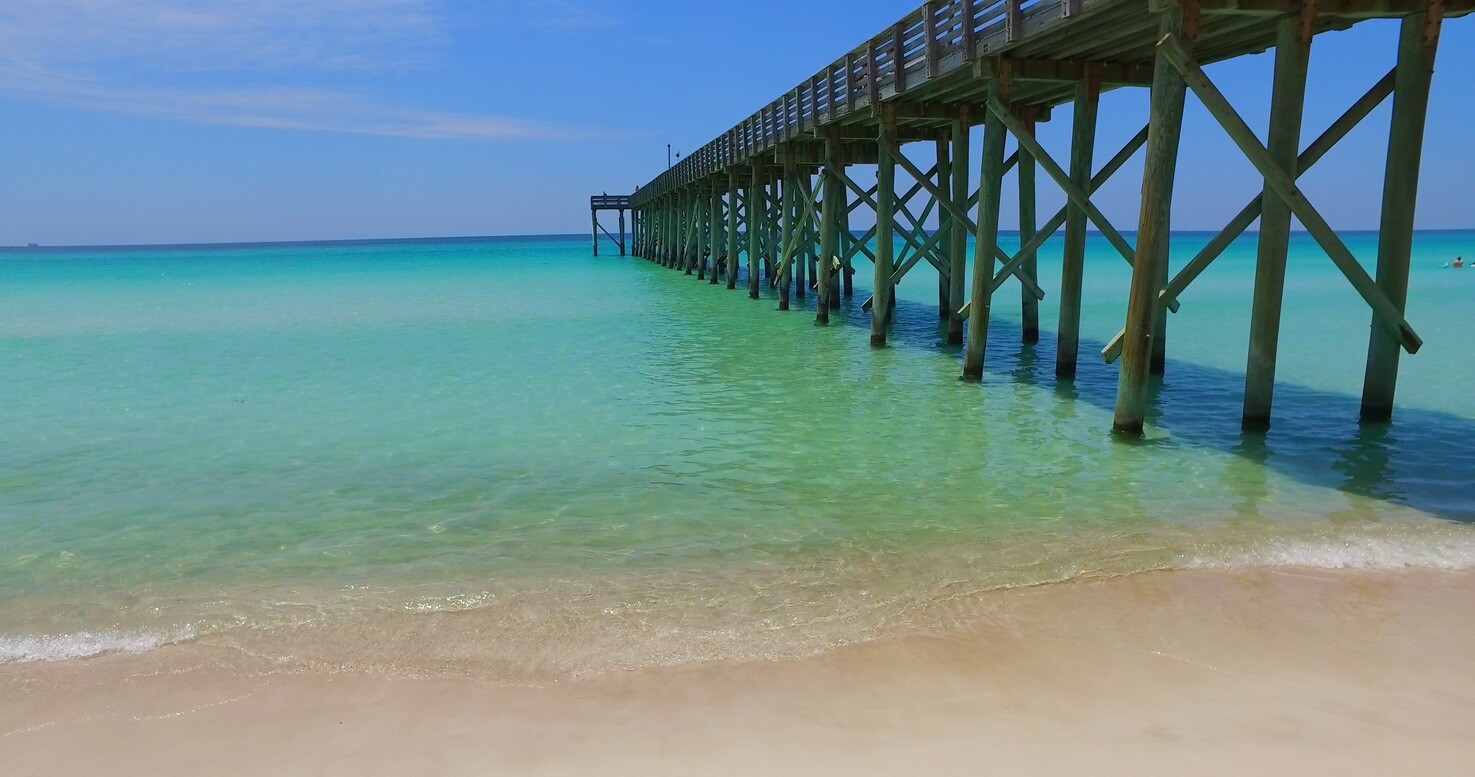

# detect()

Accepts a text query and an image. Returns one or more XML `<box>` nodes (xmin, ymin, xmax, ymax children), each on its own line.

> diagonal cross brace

<box><xmin>985</xmin><ymin>94</ymin><xmax>1138</xmax><ymax>270</ymax></box>
<box><xmin>1101</xmin><ymin>68</ymin><xmax>1397</xmax><ymax>363</ymax></box>
<box><xmin>875</xmin><ymin>134</ymin><xmax>1044</xmax><ymax>300</ymax></box>
<box><xmin>773</xmin><ymin>172</ymin><xmax>825</xmax><ymax>280</ymax></box>
<box><xmin>956</xmin><ymin>124</ymin><xmax>1152</xmax><ymax>320</ymax></box>
<box><xmin>1160</xmin><ymin>36</ymin><xmax>1420</xmax><ymax>354</ymax></box>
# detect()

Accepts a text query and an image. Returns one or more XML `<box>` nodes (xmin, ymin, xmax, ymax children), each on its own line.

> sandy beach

<box><xmin>5</xmin><ymin>566</ymin><xmax>1472</xmax><ymax>776</ymax></box>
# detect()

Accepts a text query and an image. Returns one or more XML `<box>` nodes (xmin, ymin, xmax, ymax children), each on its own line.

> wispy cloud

<box><xmin>0</xmin><ymin>0</ymin><xmax>627</xmax><ymax>141</ymax></box>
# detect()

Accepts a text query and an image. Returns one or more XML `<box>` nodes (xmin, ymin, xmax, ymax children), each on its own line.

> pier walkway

<box><xmin>601</xmin><ymin>0</ymin><xmax>1469</xmax><ymax>435</ymax></box>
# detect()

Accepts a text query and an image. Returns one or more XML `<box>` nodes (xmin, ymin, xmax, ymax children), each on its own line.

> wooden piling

<box><xmin>779</xmin><ymin>162</ymin><xmax>796</xmax><ymax>310</ymax></box>
<box><xmin>1056</xmin><ymin>73</ymin><xmax>1099</xmax><ymax>380</ymax></box>
<box><xmin>748</xmin><ymin>164</ymin><xmax>762</xmax><ymax>298</ymax></box>
<box><xmin>817</xmin><ymin>133</ymin><xmax>842</xmax><ymax>324</ymax></box>
<box><xmin>1361</xmin><ymin>13</ymin><xmax>1439</xmax><ymax>422</ymax></box>
<box><xmin>1018</xmin><ymin>118</ymin><xmax>1040</xmax><ymax>344</ymax></box>
<box><xmin>935</xmin><ymin>137</ymin><xmax>951</xmax><ymax>321</ymax></box>
<box><xmin>963</xmin><ymin>83</ymin><xmax>1008</xmax><ymax>381</ymax></box>
<box><xmin>796</xmin><ymin>172</ymin><xmax>810</xmax><ymax>299</ymax></box>
<box><xmin>1114</xmin><ymin>5</ymin><xmax>1191</xmax><ymax>434</ymax></box>
<box><xmin>947</xmin><ymin>113</ymin><xmax>970</xmax><ymax>345</ymax></box>
<box><xmin>873</xmin><ymin>108</ymin><xmax>898</xmax><ymax>347</ymax></box>
<box><xmin>726</xmin><ymin>173</ymin><xmax>740</xmax><ymax>289</ymax></box>
<box><xmin>1242</xmin><ymin>15</ymin><xmax>1311</xmax><ymax>431</ymax></box>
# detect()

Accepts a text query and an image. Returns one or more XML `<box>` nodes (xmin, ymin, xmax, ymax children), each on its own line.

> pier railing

<box><xmin>633</xmin><ymin>0</ymin><xmax>1063</xmax><ymax>206</ymax></box>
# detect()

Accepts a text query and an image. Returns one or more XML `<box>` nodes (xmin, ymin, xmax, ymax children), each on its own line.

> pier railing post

<box><xmin>1057</xmin><ymin>69</ymin><xmax>1099</xmax><ymax>379</ymax></box>
<box><xmin>963</xmin><ymin>78</ymin><xmax>1009</xmax><ymax>380</ymax></box>
<box><xmin>947</xmin><ymin>108</ymin><xmax>970</xmax><ymax>345</ymax></box>
<box><xmin>872</xmin><ymin>106</ymin><xmax>898</xmax><ymax>346</ymax></box>
<box><xmin>1361</xmin><ymin>11</ymin><xmax>1440</xmax><ymax>422</ymax></box>
<box><xmin>1113</xmin><ymin>2</ymin><xmax>1192</xmax><ymax>434</ymax></box>
<box><xmin>1242</xmin><ymin>14</ymin><xmax>1312</xmax><ymax>431</ymax></box>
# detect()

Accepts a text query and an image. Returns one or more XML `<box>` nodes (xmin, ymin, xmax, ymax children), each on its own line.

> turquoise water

<box><xmin>2</xmin><ymin>232</ymin><xmax>1473</xmax><ymax>676</ymax></box>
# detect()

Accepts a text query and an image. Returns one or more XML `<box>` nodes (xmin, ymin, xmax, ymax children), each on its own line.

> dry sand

<box><xmin>4</xmin><ymin>567</ymin><xmax>1473</xmax><ymax>776</ymax></box>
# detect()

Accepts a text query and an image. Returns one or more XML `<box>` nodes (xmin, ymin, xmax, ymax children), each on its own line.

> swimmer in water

<box><xmin>1454</xmin><ymin>256</ymin><xmax>1465</xmax><ymax>268</ymax></box>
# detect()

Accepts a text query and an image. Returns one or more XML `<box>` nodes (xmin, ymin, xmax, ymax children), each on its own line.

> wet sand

<box><xmin>4</xmin><ymin>567</ymin><xmax>1473</xmax><ymax>776</ymax></box>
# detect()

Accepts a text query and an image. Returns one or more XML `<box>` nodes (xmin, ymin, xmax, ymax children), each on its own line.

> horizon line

<box><xmin>5</xmin><ymin>227</ymin><xmax>1475</xmax><ymax>254</ymax></box>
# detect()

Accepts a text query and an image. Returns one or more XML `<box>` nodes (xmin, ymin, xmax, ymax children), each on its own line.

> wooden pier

<box><xmin>590</xmin><ymin>195</ymin><xmax>631</xmax><ymax>256</ymax></box>
<box><xmin>602</xmin><ymin>0</ymin><xmax>1467</xmax><ymax>436</ymax></box>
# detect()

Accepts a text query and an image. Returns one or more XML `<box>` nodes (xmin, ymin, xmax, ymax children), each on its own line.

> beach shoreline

<box><xmin>5</xmin><ymin>565</ymin><xmax>1472</xmax><ymax>776</ymax></box>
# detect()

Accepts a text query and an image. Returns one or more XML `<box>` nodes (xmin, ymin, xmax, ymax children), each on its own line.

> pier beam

<box><xmin>1018</xmin><ymin>117</ymin><xmax>1040</xmax><ymax>344</ymax></box>
<box><xmin>1243</xmin><ymin>15</ymin><xmax>1312</xmax><ymax>431</ymax></box>
<box><xmin>872</xmin><ymin>108</ymin><xmax>898</xmax><ymax>347</ymax></box>
<box><xmin>1057</xmin><ymin>72</ymin><xmax>1099</xmax><ymax>380</ymax></box>
<box><xmin>796</xmin><ymin>172</ymin><xmax>810</xmax><ymax>299</ymax></box>
<box><xmin>1114</xmin><ymin>4</ymin><xmax>1192</xmax><ymax>435</ymax></box>
<box><xmin>947</xmin><ymin>112</ymin><xmax>970</xmax><ymax>345</ymax></box>
<box><xmin>963</xmin><ymin>82</ymin><xmax>1009</xmax><ymax>380</ymax></box>
<box><xmin>1361</xmin><ymin>12</ymin><xmax>1439</xmax><ymax>422</ymax></box>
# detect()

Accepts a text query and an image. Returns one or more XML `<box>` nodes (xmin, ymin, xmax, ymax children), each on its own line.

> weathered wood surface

<box><xmin>612</xmin><ymin>0</ymin><xmax>1465</xmax><ymax>436</ymax></box>
<box><xmin>630</xmin><ymin>0</ymin><xmax>1469</xmax><ymax>208</ymax></box>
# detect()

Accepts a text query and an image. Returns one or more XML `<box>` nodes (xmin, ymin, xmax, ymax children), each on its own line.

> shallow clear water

<box><xmin>2</xmin><ymin>232</ymin><xmax>1473</xmax><ymax>675</ymax></box>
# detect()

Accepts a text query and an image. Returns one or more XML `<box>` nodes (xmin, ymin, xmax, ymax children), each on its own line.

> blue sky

<box><xmin>0</xmin><ymin>1</ymin><xmax>1471</xmax><ymax>245</ymax></box>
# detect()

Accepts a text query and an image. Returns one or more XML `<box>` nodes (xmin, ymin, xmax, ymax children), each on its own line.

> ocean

<box><xmin>2</xmin><ymin>231</ymin><xmax>1473</xmax><ymax>679</ymax></box>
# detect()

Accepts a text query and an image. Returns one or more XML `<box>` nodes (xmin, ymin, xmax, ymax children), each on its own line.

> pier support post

<box><xmin>1243</xmin><ymin>14</ymin><xmax>1312</xmax><ymax>431</ymax></box>
<box><xmin>1361</xmin><ymin>12</ymin><xmax>1439</xmax><ymax>422</ymax></box>
<box><xmin>1113</xmin><ymin>4</ymin><xmax>1192</xmax><ymax>434</ymax></box>
<box><xmin>726</xmin><ymin>173</ymin><xmax>741</xmax><ymax>289</ymax></box>
<box><xmin>947</xmin><ymin>111</ymin><xmax>970</xmax><ymax>345</ymax></box>
<box><xmin>935</xmin><ymin>137</ymin><xmax>951</xmax><ymax>320</ymax></box>
<box><xmin>1018</xmin><ymin>118</ymin><xmax>1040</xmax><ymax>344</ymax></box>
<box><xmin>796</xmin><ymin>173</ymin><xmax>810</xmax><ymax>299</ymax></box>
<box><xmin>872</xmin><ymin>107</ymin><xmax>898</xmax><ymax>347</ymax></box>
<box><xmin>684</xmin><ymin>194</ymin><xmax>695</xmax><ymax>274</ymax></box>
<box><xmin>591</xmin><ymin>210</ymin><xmax>599</xmax><ymax>256</ymax></box>
<box><xmin>780</xmin><ymin>161</ymin><xmax>797</xmax><ymax>310</ymax></box>
<box><xmin>748</xmin><ymin>163</ymin><xmax>762</xmax><ymax>298</ymax></box>
<box><xmin>963</xmin><ymin>82</ymin><xmax>1009</xmax><ymax>380</ymax></box>
<box><xmin>818</xmin><ymin>131</ymin><xmax>842</xmax><ymax>324</ymax></box>
<box><xmin>839</xmin><ymin>204</ymin><xmax>853</xmax><ymax>301</ymax></box>
<box><xmin>1057</xmin><ymin>71</ymin><xmax>1099</xmax><ymax>380</ymax></box>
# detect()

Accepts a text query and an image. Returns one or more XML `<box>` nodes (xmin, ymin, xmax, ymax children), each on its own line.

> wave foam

<box><xmin>1193</xmin><ymin>532</ymin><xmax>1475</xmax><ymax>571</ymax></box>
<box><xmin>0</xmin><ymin>627</ymin><xmax>195</xmax><ymax>664</ymax></box>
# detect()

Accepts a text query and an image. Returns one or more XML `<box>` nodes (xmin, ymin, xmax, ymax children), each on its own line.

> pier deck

<box><xmin>602</xmin><ymin>0</ymin><xmax>1469</xmax><ymax>435</ymax></box>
